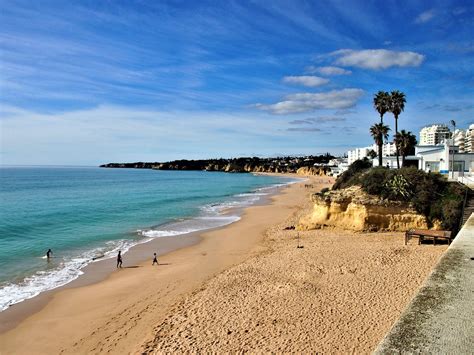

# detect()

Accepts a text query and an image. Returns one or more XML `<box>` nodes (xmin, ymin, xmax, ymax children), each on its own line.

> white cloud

<box><xmin>332</xmin><ymin>49</ymin><xmax>425</xmax><ymax>69</ymax></box>
<box><xmin>254</xmin><ymin>88</ymin><xmax>364</xmax><ymax>115</ymax></box>
<box><xmin>289</xmin><ymin>116</ymin><xmax>345</xmax><ymax>125</ymax></box>
<box><xmin>282</xmin><ymin>75</ymin><xmax>329</xmax><ymax>87</ymax></box>
<box><xmin>0</xmin><ymin>105</ymin><xmax>293</xmax><ymax>165</ymax></box>
<box><xmin>287</xmin><ymin>127</ymin><xmax>322</xmax><ymax>132</ymax></box>
<box><xmin>306</xmin><ymin>66</ymin><xmax>352</xmax><ymax>76</ymax></box>
<box><xmin>414</xmin><ymin>9</ymin><xmax>436</xmax><ymax>24</ymax></box>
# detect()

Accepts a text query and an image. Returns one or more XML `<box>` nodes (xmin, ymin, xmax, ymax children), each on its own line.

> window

<box><xmin>426</xmin><ymin>161</ymin><xmax>439</xmax><ymax>172</ymax></box>
<box><xmin>449</xmin><ymin>161</ymin><xmax>465</xmax><ymax>172</ymax></box>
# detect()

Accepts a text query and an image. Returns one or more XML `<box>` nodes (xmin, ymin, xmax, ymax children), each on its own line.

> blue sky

<box><xmin>1</xmin><ymin>0</ymin><xmax>473</xmax><ymax>165</ymax></box>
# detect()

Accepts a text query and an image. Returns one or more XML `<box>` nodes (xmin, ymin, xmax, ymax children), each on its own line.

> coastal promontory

<box><xmin>100</xmin><ymin>155</ymin><xmax>333</xmax><ymax>175</ymax></box>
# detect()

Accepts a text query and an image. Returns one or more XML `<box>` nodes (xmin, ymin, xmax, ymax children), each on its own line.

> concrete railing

<box><xmin>375</xmin><ymin>213</ymin><xmax>474</xmax><ymax>353</ymax></box>
<box><xmin>459</xmin><ymin>175</ymin><xmax>474</xmax><ymax>187</ymax></box>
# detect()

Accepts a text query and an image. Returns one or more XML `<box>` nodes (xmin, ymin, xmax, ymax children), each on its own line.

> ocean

<box><xmin>0</xmin><ymin>166</ymin><xmax>295</xmax><ymax>311</ymax></box>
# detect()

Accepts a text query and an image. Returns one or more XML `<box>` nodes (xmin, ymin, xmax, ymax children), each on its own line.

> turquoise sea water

<box><xmin>0</xmin><ymin>167</ymin><xmax>294</xmax><ymax>310</ymax></box>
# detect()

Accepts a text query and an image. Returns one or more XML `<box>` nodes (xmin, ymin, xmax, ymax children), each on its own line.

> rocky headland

<box><xmin>298</xmin><ymin>186</ymin><xmax>441</xmax><ymax>232</ymax></box>
<box><xmin>100</xmin><ymin>156</ymin><xmax>333</xmax><ymax>175</ymax></box>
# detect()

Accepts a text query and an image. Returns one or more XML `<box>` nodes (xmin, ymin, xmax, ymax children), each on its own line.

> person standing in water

<box><xmin>117</xmin><ymin>250</ymin><xmax>122</xmax><ymax>268</ymax></box>
<box><xmin>46</xmin><ymin>249</ymin><xmax>52</xmax><ymax>260</ymax></box>
<box><xmin>152</xmin><ymin>252</ymin><xmax>158</xmax><ymax>266</ymax></box>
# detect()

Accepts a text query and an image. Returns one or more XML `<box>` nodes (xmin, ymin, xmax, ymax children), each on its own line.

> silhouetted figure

<box><xmin>117</xmin><ymin>250</ymin><xmax>122</xmax><ymax>268</ymax></box>
<box><xmin>46</xmin><ymin>249</ymin><xmax>52</xmax><ymax>260</ymax></box>
<box><xmin>152</xmin><ymin>253</ymin><xmax>158</xmax><ymax>265</ymax></box>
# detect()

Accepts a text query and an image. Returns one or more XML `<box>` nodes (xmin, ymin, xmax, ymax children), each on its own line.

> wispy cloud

<box><xmin>254</xmin><ymin>88</ymin><xmax>364</xmax><ymax>115</ymax></box>
<box><xmin>0</xmin><ymin>104</ymin><xmax>299</xmax><ymax>164</ymax></box>
<box><xmin>332</xmin><ymin>49</ymin><xmax>425</xmax><ymax>69</ymax></box>
<box><xmin>306</xmin><ymin>66</ymin><xmax>352</xmax><ymax>76</ymax></box>
<box><xmin>334</xmin><ymin>109</ymin><xmax>356</xmax><ymax>115</ymax></box>
<box><xmin>414</xmin><ymin>9</ymin><xmax>436</xmax><ymax>24</ymax></box>
<box><xmin>282</xmin><ymin>75</ymin><xmax>329</xmax><ymax>87</ymax></box>
<box><xmin>422</xmin><ymin>103</ymin><xmax>474</xmax><ymax>112</ymax></box>
<box><xmin>289</xmin><ymin>117</ymin><xmax>345</xmax><ymax>125</ymax></box>
<box><xmin>287</xmin><ymin>127</ymin><xmax>322</xmax><ymax>132</ymax></box>
<box><xmin>1</xmin><ymin>1</ymin><xmax>473</xmax><ymax>162</ymax></box>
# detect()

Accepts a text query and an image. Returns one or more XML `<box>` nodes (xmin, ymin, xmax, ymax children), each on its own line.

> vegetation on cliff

<box><xmin>332</xmin><ymin>160</ymin><xmax>468</xmax><ymax>233</ymax></box>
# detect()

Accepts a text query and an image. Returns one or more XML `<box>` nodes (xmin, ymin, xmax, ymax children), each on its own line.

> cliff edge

<box><xmin>298</xmin><ymin>186</ymin><xmax>441</xmax><ymax>232</ymax></box>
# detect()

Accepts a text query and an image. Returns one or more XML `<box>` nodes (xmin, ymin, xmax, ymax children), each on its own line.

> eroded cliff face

<box><xmin>296</xmin><ymin>166</ymin><xmax>329</xmax><ymax>176</ymax></box>
<box><xmin>298</xmin><ymin>186</ymin><xmax>440</xmax><ymax>232</ymax></box>
<box><xmin>102</xmin><ymin>161</ymin><xmax>329</xmax><ymax>175</ymax></box>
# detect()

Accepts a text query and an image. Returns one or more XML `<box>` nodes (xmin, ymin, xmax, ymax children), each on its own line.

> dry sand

<box><xmin>0</xmin><ymin>176</ymin><xmax>447</xmax><ymax>354</ymax></box>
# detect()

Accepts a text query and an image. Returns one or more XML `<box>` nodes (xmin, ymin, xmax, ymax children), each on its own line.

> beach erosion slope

<box><xmin>0</xmin><ymin>176</ymin><xmax>446</xmax><ymax>354</ymax></box>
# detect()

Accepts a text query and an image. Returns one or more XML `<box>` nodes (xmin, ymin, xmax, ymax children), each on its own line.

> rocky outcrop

<box><xmin>296</xmin><ymin>166</ymin><xmax>329</xmax><ymax>176</ymax></box>
<box><xmin>298</xmin><ymin>186</ymin><xmax>441</xmax><ymax>232</ymax></box>
<box><xmin>101</xmin><ymin>157</ymin><xmax>333</xmax><ymax>175</ymax></box>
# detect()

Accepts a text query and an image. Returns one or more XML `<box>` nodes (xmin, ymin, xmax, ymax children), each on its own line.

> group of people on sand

<box><xmin>45</xmin><ymin>248</ymin><xmax>159</xmax><ymax>268</ymax></box>
<box><xmin>116</xmin><ymin>250</ymin><xmax>159</xmax><ymax>268</ymax></box>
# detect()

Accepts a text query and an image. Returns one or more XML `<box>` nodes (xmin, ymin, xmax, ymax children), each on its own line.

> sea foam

<box><xmin>0</xmin><ymin>177</ymin><xmax>296</xmax><ymax>312</ymax></box>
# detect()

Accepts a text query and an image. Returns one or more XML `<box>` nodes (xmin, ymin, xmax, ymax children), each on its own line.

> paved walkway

<box><xmin>375</xmin><ymin>213</ymin><xmax>474</xmax><ymax>354</ymax></box>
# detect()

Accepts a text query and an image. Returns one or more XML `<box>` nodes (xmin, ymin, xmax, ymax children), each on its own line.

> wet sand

<box><xmin>0</xmin><ymin>175</ymin><xmax>446</xmax><ymax>354</ymax></box>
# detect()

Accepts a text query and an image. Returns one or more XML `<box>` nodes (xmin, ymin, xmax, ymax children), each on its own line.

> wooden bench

<box><xmin>405</xmin><ymin>229</ymin><xmax>452</xmax><ymax>245</ymax></box>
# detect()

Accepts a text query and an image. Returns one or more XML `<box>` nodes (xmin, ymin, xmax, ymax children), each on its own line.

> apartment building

<box><xmin>419</xmin><ymin>124</ymin><xmax>450</xmax><ymax>145</ymax></box>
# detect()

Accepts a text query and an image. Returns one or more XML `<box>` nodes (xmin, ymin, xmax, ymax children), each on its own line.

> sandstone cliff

<box><xmin>296</xmin><ymin>166</ymin><xmax>329</xmax><ymax>176</ymax></box>
<box><xmin>100</xmin><ymin>156</ymin><xmax>333</xmax><ymax>175</ymax></box>
<box><xmin>298</xmin><ymin>186</ymin><xmax>441</xmax><ymax>232</ymax></box>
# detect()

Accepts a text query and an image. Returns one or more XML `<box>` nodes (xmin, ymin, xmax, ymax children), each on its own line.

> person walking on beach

<box><xmin>117</xmin><ymin>250</ymin><xmax>122</xmax><ymax>268</ymax></box>
<box><xmin>46</xmin><ymin>249</ymin><xmax>52</xmax><ymax>260</ymax></box>
<box><xmin>152</xmin><ymin>252</ymin><xmax>158</xmax><ymax>266</ymax></box>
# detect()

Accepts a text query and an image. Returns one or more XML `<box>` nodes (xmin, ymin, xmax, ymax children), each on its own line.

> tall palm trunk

<box><xmin>379</xmin><ymin>113</ymin><xmax>383</xmax><ymax>166</ymax></box>
<box><xmin>395</xmin><ymin>115</ymin><xmax>400</xmax><ymax>168</ymax></box>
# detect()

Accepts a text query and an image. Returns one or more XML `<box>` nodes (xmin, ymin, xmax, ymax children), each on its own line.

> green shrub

<box><xmin>360</xmin><ymin>166</ymin><xmax>392</xmax><ymax>196</ymax></box>
<box><xmin>333</xmin><ymin>165</ymin><xmax>468</xmax><ymax>233</ymax></box>
<box><xmin>333</xmin><ymin>158</ymin><xmax>372</xmax><ymax>190</ymax></box>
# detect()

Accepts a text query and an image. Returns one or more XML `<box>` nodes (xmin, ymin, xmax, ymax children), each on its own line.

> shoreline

<box><xmin>0</xmin><ymin>173</ymin><xmax>302</xmax><ymax>333</ymax></box>
<box><xmin>0</xmin><ymin>174</ymin><xmax>447</xmax><ymax>354</ymax></box>
<box><xmin>0</xmin><ymin>174</ymin><xmax>318</xmax><ymax>353</ymax></box>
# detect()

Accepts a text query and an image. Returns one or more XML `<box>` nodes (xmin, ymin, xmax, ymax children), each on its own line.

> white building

<box><xmin>415</xmin><ymin>141</ymin><xmax>474</xmax><ymax>175</ymax></box>
<box><xmin>464</xmin><ymin>124</ymin><xmax>474</xmax><ymax>153</ymax></box>
<box><xmin>436</xmin><ymin>124</ymin><xmax>474</xmax><ymax>153</ymax></box>
<box><xmin>347</xmin><ymin>147</ymin><xmax>372</xmax><ymax>165</ymax></box>
<box><xmin>328</xmin><ymin>158</ymin><xmax>349</xmax><ymax>177</ymax></box>
<box><xmin>453</xmin><ymin>129</ymin><xmax>466</xmax><ymax>152</ymax></box>
<box><xmin>419</xmin><ymin>124</ymin><xmax>450</xmax><ymax>145</ymax></box>
<box><xmin>379</xmin><ymin>142</ymin><xmax>397</xmax><ymax>157</ymax></box>
<box><xmin>347</xmin><ymin>143</ymin><xmax>397</xmax><ymax>165</ymax></box>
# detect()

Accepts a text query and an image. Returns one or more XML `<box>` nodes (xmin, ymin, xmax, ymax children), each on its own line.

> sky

<box><xmin>1</xmin><ymin>0</ymin><xmax>473</xmax><ymax>165</ymax></box>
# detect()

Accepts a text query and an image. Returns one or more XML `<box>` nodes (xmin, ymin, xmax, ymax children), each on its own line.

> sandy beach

<box><xmin>0</xmin><ymin>176</ymin><xmax>446</xmax><ymax>354</ymax></box>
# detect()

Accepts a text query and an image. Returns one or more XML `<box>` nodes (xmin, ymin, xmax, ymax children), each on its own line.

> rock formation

<box><xmin>100</xmin><ymin>156</ymin><xmax>335</xmax><ymax>175</ymax></box>
<box><xmin>298</xmin><ymin>186</ymin><xmax>441</xmax><ymax>232</ymax></box>
<box><xmin>296</xmin><ymin>166</ymin><xmax>329</xmax><ymax>176</ymax></box>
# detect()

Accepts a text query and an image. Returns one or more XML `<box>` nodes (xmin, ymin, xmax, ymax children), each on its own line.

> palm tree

<box><xmin>370</xmin><ymin>123</ymin><xmax>390</xmax><ymax>167</ymax></box>
<box><xmin>394</xmin><ymin>130</ymin><xmax>417</xmax><ymax>167</ymax></box>
<box><xmin>390</xmin><ymin>90</ymin><xmax>406</xmax><ymax>168</ymax></box>
<box><xmin>373</xmin><ymin>91</ymin><xmax>391</xmax><ymax>124</ymax></box>
<box><xmin>373</xmin><ymin>91</ymin><xmax>391</xmax><ymax>168</ymax></box>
